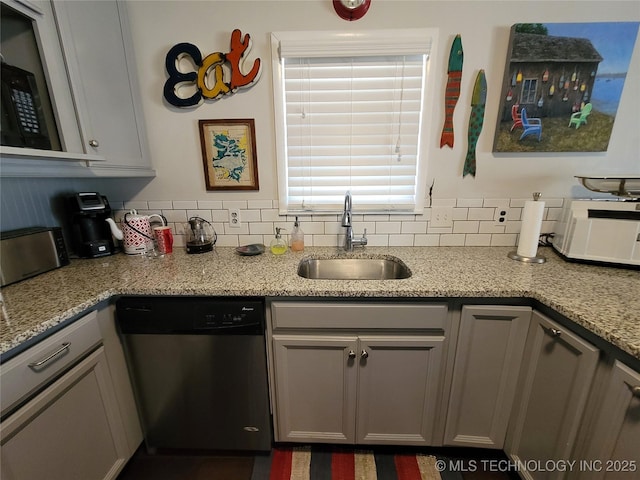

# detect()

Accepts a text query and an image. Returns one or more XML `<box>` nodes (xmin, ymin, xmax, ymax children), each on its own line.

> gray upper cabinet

<box><xmin>444</xmin><ymin>305</ymin><xmax>531</xmax><ymax>449</ymax></box>
<box><xmin>0</xmin><ymin>0</ymin><xmax>153</xmax><ymax>177</ymax></box>
<box><xmin>505</xmin><ymin>310</ymin><xmax>599</xmax><ymax>480</ymax></box>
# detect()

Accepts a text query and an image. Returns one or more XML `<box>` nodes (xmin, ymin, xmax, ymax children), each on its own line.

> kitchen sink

<box><xmin>297</xmin><ymin>256</ymin><xmax>411</xmax><ymax>280</ymax></box>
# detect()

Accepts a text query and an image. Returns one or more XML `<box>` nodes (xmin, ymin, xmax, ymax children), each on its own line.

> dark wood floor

<box><xmin>117</xmin><ymin>445</ymin><xmax>520</xmax><ymax>480</ymax></box>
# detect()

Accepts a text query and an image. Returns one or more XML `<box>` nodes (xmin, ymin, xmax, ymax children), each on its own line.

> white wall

<box><xmin>124</xmin><ymin>0</ymin><xmax>640</xmax><ymax>205</ymax></box>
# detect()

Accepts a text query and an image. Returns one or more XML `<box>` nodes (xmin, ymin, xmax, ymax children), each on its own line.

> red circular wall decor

<box><xmin>333</xmin><ymin>0</ymin><xmax>371</xmax><ymax>21</ymax></box>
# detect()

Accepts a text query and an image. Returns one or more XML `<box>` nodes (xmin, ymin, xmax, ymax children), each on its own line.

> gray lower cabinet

<box><xmin>272</xmin><ymin>334</ymin><xmax>444</xmax><ymax>445</ymax></box>
<box><xmin>0</xmin><ymin>306</ymin><xmax>141</xmax><ymax>480</ymax></box>
<box><xmin>269</xmin><ymin>301</ymin><xmax>448</xmax><ymax>446</ymax></box>
<box><xmin>444</xmin><ymin>305</ymin><xmax>531</xmax><ymax>449</ymax></box>
<box><xmin>0</xmin><ymin>347</ymin><xmax>129</xmax><ymax>480</ymax></box>
<box><xmin>505</xmin><ymin>310</ymin><xmax>600</xmax><ymax>480</ymax></box>
<box><xmin>578</xmin><ymin>360</ymin><xmax>640</xmax><ymax>480</ymax></box>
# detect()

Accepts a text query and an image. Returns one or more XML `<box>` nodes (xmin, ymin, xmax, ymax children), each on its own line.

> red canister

<box><xmin>153</xmin><ymin>226</ymin><xmax>173</xmax><ymax>254</ymax></box>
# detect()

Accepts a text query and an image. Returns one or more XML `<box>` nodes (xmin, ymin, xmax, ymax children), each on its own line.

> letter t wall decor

<box><xmin>163</xmin><ymin>29</ymin><xmax>262</xmax><ymax>108</ymax></box>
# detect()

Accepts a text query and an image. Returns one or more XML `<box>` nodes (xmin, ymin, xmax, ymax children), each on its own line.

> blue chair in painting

<box><xmin>519</xmin><ymin>108</ymin><xmax>542</xmax><ymax>141</ymax></box>
<box><xmin>568</xmin><ymin>103</ymin><xmax>592</xmax><ymax>129</ymax></box>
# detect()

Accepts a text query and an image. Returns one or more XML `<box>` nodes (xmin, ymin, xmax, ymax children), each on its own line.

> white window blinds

<box><xmin>271</xmin><ymin>30</ymin><xmax>437</xmax><ymax>214</ymax></box>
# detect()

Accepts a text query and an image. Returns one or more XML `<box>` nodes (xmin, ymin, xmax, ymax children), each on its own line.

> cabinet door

<box><xmin>445</xmin><ymin>306</ymin><xmax>531</xmax><ymax>448</ymax></box>
<box><xmin>580</xmin><ymin>360</ymin><xmax>640</xmax><ymax>480</ymax></box>
<box><xmin>52</xmin><ymin>0</ymin><xmax>152</xmax><ymax>175</ymax></box>
<box><xmin>272</xmin><ymin>335</ymin><xmax>358</xmax><ymax>443</ymax></box>
<box><xmin>1</xmin><ymin>347</ymin><xmax>129</xmax><ymax>480</ymax></box>
<box><xmin>505</xmin><ymin>311</ymin><xmax>599</xmax><ymax>480</ymax></box>
<box><xmin>356</xmin><ymin>335</ymin><xmax>445</xmax><ymax>445</ymax></box>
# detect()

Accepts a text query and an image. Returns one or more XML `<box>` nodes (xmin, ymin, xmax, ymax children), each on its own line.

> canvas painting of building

<box><xmin>493</xmin><ymin>22</ymin><xmax>639</xmax><ymax>153</ymax></box>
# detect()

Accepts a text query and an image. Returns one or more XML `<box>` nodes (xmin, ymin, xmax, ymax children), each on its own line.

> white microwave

<box><xmin>552</xmin><ymin>199</ymin><xmax>640</xmax><ymax>267</ymax></box>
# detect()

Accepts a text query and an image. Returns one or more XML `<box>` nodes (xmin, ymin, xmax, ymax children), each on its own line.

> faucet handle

<box><xmin>362</xmin><ymin>228</ymin><xmax>367</xmax><ymax>239</ymax></box>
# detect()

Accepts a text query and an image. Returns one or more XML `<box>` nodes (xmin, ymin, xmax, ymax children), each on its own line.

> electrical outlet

<box><xmin>228</xmin><ymin>208</ymin><xmax>241</xmax><ymax>228</ymax></box>
<box><xmin>493</xmin><ymin>203</ymin><xmax>510</xmax><ymax>226</ymax></box>
<box><xmin>431</xmin><ymin>206</ymin><xmax>453</xmax><ymax>228</ymax></box>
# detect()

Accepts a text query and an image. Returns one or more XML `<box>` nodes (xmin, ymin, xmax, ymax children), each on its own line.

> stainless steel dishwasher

<box><xmin>116</xmin><ymin>296</ymin><xmax>271</xmax><ymax>452</ymax></box>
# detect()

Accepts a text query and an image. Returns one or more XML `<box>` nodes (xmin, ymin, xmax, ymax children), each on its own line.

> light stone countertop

<box><xmin>1</xmin><ymin>246</ymin><xmax>638</xmax><ymax>360</ymax></box>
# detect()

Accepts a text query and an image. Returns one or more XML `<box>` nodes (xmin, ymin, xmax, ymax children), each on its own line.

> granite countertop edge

<box><xmin>1</xmin><ymin>246</ymin><xmax>638</xmax><ymax>360</ymax></box>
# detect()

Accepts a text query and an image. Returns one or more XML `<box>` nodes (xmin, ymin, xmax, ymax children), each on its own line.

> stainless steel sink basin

<box><xmin>297</xmin><ymin>257</ymin><xmax>411</xmax><ymax>280</ymax></box>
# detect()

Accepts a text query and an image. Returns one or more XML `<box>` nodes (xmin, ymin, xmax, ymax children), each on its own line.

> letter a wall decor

<box><xmin>164</xmin><ymin>29</ymin><xmax>261</xmax><ymax>108</ymax></box>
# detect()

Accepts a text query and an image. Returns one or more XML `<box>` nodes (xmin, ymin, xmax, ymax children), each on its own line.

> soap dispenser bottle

<box><xmin>270</xmin><ymin>227</ymin><xmax>287</xmax><ymax>255</ymax></box>
<box><xmin>290</xmin><ymin>217</ymin><xmax>304</xmax><ymax>252</ymax></box>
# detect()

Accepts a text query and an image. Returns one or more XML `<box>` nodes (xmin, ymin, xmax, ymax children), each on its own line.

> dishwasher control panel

<box><xmin>116</xmin><ymin>296</ymin><xmax>265</xmax><ymax>335</ymax></box>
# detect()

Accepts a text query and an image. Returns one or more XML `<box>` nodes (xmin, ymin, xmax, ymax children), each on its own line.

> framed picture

<box><xmin>493</xmin><ymin>22</ymin><xmax>639</xmax><ymax>153</ymax></box>
<box><xmin>198</xmin><ymin>119</ymin><xmax>259</xmax><ymax>190</ymax></box>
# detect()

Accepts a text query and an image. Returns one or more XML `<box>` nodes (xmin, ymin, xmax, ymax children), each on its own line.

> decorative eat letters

<box><xmin>163</xmin><ymin>29</ymin><xmax>261</xmax><ymax>108</ymax></box>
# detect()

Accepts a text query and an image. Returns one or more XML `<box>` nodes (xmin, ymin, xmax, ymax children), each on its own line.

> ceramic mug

<box><xmin>153</xmin><ymin>226</ymin><xmax>173</xmax><ymax>254</ymax></box>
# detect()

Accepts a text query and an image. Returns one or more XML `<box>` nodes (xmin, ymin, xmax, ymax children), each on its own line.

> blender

<box><xmin>185</xmin><ymin>217</ymin><xmax>216</xmax><ymax>254</ymax></box>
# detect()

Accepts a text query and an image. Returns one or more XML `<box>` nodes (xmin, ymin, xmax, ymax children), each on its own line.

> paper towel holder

<box><xmin>508</xmin><ymin>192</ymin><xmax>547</xmax><ymax>264</ymax></box>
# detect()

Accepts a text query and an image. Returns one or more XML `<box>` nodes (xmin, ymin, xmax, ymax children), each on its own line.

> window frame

<box><xmin>270</xmin><ymin>29</ymin><xmax>439</xmax><ymax>215</ymax></box>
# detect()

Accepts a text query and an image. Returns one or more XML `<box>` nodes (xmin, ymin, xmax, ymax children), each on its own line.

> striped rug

<box><xmin>251</xmin><ymin>446</ymin><xmax>442</xmax><ymax>480</ymax></box>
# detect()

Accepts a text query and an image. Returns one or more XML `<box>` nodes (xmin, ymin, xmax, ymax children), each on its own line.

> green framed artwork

<box><xmin>198</xmin><ymin>118</ymin><xmax>259</xmax><ymax>190</ymax></box>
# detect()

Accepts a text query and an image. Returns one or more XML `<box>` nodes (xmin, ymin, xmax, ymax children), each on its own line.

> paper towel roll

<box><xmin>517</xmin><ymin>199</ymin><xmax>545</xmax><ymax>258</ymax></box>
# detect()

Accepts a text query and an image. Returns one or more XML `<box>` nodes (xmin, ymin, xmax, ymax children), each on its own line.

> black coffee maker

<box><xmin>67</xmin><ymin>192</ymin><xmax>116</xmax><ymax>258</ymax></box>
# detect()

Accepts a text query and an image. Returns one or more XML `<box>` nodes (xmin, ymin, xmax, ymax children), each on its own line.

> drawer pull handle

<box><xmin>28</xmin><ymin>342</ymin><xmax>71</xmax><ymax>369</ymax></box>
<box><xmin>549</xmin><ymin>328</ymin><xmax>562</xmax><ymax>337</ymax></box>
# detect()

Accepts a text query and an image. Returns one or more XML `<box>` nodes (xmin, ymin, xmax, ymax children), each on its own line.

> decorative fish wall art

<box><xmin>440</xmin><ymin>35</ymin><xmax>464</xmax><ymax>148</ymax></box>
<box><xmin>463</xmin><ymin>70</ymin><xmax>487</xmax><ymax>178</ymax></box>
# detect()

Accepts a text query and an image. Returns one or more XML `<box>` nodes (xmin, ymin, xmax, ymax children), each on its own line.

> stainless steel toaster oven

<box><xmin>0</xmin><ymin>227</ymin><xmax>69</xmax><ymax>287</ymax></box>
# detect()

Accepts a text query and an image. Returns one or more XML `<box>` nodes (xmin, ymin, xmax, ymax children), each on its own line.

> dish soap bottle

<box><xmin>270</xmin><ymin>227</ymin><xmax>287</xmax><ymax>255</ymax></box>
<box><xmin>290</xmin><ymin>217</ymin><xmax>304</xmax><ymax>252</ymax></box>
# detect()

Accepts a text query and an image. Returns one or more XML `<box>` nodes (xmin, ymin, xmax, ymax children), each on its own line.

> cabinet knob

<box><xmin>549</xmin><ymin>328</ymin><xmax>562</xmax><ymax>337</ymax></box>
<box><xmin>89</xmin><ymin>139</ymin><xmax>99</xmax><ymax>148</ymax></box>
<box><xmin>630</xmin><ymin>385</ymin><xmax>640</xmax><ymax>398</ymax></box>
<box><xmin>348</xmin><ymin>350</ymin><xmax>356</xmax><ymax>359</ymax></box>
<box><xmin>361</xmin><ymin>349</ymin><xmax>369</xmax><ymax>359</ymax></box>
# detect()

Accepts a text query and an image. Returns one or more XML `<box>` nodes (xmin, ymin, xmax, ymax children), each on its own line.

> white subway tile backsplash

<box><xmin>440</xmin><ymin>234</ymin><xmax>465</xmax><ymax>246</ymax></box>
<box><xmin>243</xmin><ymin>209</ymin><xmax>262</xmax><ymax>223</ymax></box>
<box><xmin>114</xmin><ymin>197</ymin><xmax>558</xmax><ymax>250</ymax></box>
<box><xmin>250</xmin><ymin>222</ymin><xmax>276</xmax><ymax>235</ymax></box>
<box><xmin>457</xmin><ymin>198</ymin><xmax>483</xmax><ymax>208</ymax></box>
<box><xmin>247</xmin><ymin>200</ymin><xmax>273</xmax><ymax>209</ymax></box>
<box><xmin>468</xmin><ymin>208</ymin><xmax>494</xmax><ymax>221</ymax></box>
<box><xmin>401</xmin><ymin>221</ymin><xmax>427</xmax><ymax>234</ymax></box>
<box><xmin>187</xmin><ymin>210</ymin><xmax>213</xmax><ymax>221</ymax></box>
<box><xmin>389</xmin><ymin>234</ymin><xmax>414</xmax><ymax>246</ymax></box>
<box><xmin>162</xmin><ymin>209</ymin><xmax>188</xmax><ymax>223</ymax></box>
<box><xmin>148</xmin><ymin>200</ymin><xmax>173</xmax><ymax>210</ymax></box>
<box><xmin>376</xmin><ymin>222</ymin><xmax>401</xmax><ymax>234</ymax></box>
<box><xmin>197</xmin><ymin>200</ymin><xmax>223</xmax><ymax>210</ymax></box>
<box><xmin>453</xmin><ymin>221</ymin><xmax>480</xmax><ymax>234</ymax></box>
<box><xmin>222</xmin><ymin>200</ymin><xmax>248</xmax><ymax>210</ymax></box>
<box><xmin>172</xmin><ymin>200</ymin><xmax>198</xmax><ymax>209</ymax></box>
<box><xmin>452</xmin><ymin>208</ymin><xmax>468</xmax><ymax>221</ymax></box>
<box><xmin>124</xmin><ymin>201</ymin><xmax>149</xmax><ymax>210</ymax></box>
<box><xmin>465</xmin><ymin>234</ymin><xmax>492</xmax><ymax>246</ymax></box>
<box><xmin>414</xmin><ymin>234</ymin><xmax>439</xmax><ymax>246</ymax></box>
<box><xmin>261</xmin><ymin>209</ymin><xmax>282</xmax><ymax>222</ymax></box>
<box><xmin>479</xmin><ymin>222</ymin><xmax>505</xmax><ymax>234</ymax></box>
<box><xmin>491</xmin><ymin>234</ymin><xmax>517</xmax><ymax>246</ymax></box>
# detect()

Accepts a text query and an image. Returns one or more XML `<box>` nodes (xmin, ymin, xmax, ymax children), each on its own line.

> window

<box><xmin>521</xmin><ymin>78</ymin><xmax>538</xmax><ymax>104</ymax></box>
<box><xmin>271</xmin><ymin>29</ymin><xmax>438</xmax><ymax>214</ymax></box>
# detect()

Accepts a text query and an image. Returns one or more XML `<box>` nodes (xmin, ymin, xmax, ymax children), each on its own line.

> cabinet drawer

<box><xmin>1</xmin><ymin>310</ymin><xmax>101</xmax><ymax>418</ymax></box>
<box><xmin>271</xmin><ymin>301</ymin><xmax>448</xmax><ymax>330</ymax></box>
